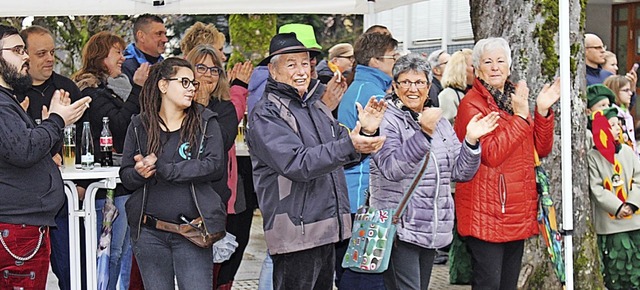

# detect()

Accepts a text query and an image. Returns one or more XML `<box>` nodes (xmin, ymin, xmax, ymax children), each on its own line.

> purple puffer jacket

<box><xmin>369</xmin><ymin>96</ymin><xmax>481</xmax><ymax>249</ymax></box>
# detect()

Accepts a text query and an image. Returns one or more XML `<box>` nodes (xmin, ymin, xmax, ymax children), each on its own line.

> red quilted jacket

<box><xmin>452</xmin><ymin>79</ymin><xmax>555</xmax><ymax>243</ymax></box>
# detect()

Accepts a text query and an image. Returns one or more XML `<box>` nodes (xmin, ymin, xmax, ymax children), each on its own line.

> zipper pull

<box><xmin>501</xmin><ymin>203</ymin><xmax>505</xmax><ymax>214</ymax></box>
<box><xmin>331</xmin><ymin>125</ymin><xmax>335</xmax><ymax>138</ymax></box>
<box><xmin>300</xmin><ymin>217</ymin><xmax>305</xmax><ymax>235</ymax></box>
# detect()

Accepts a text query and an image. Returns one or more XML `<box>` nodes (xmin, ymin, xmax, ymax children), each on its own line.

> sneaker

<box><xmin>433</xmin><ymin>250</ymin><xmax>448</xmax><ymax>265</ymax></box>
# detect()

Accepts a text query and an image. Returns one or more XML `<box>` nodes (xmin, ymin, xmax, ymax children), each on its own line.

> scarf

<box><xmin>107</xmin><ymin>74</ymin><xmax>133</xmax><ymax>102</ymax></box>
<box><xmin>479</xmin><ymin>78</ymin><xmax>516</xmax><ymax>115</ymax></box>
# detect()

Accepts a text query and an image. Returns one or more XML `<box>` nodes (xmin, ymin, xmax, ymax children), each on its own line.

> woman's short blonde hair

<box><xmin>442</xmin><ymin>48</ymin><xmax>472</xmax><ymax>90</ymax></box>
<box><xmin>180</xmin><ymin>22</ymin><xmax>226</xmax><ymax>56</ymax></box>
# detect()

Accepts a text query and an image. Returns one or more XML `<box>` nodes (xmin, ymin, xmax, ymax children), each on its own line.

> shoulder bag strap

<box><xmin>392</xmin><ymin>152</ymin><xmax>431</xmax><ymax>224</ymax></box>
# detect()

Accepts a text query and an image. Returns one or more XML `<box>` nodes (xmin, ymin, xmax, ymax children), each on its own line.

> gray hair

<box><xmin>392</xmin><ymin>53</ymin><xmax>432</xmax><ymax>84</ymax></box>
<box><xmin>472</xmin><ymin>37</ymin><xmax>512</xmax><ymax>71</ymax></box>
<box><xmin>427</xmin><ymin>49</ymin><xmax>446</xmax><ymax>69</ymax></box>
<box><xmin>269</xmin><ymin>54</ymin><xmax>281</xmax><ymax>65</ymax></box>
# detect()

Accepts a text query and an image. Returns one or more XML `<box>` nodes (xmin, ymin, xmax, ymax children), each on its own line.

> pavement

<box><xmin>47</xmin><ymin>211</ymin><xmax>470</xmax><ymax>290</ymax></box>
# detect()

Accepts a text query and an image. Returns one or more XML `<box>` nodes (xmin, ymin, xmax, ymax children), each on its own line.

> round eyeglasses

<box><xmin>165</xmin><ymin>77</ymin><xmax>200</xmax><ymax>91</ymax></box>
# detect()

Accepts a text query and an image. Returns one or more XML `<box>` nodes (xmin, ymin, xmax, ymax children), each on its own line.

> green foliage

<box><xmin>533</xmin><ymin>0</ymin><xmax>560</xmax><ymax>82</ymax></box>
<box><xmin>228</xmin><ymin>14</ymin><xmax>277</xmax><ymax>67</ymax></box>
<box><xmin>278</xmin><ymin>14</ymin><xmax>362</xmax><ymax>58</ymax></box>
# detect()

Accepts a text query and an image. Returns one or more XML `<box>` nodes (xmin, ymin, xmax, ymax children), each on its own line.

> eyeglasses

<box><xmin>165</xmin><ymin>77</ymin><xmax>200</xmax><ymax>91</ymax></box>
<box><xmin>337</xmin><ymin>55</ymin><xmax>355</xmax><ymax>61</ymax></box>
<box><xmin>396</xmin><ymin>80</ymin><xmax>429</xmax><ymax>89</ymax></box>
<box><xmin>377</xmin><ymin>54</ymin><xmax>399</xmax><ymax>61</ymax></box>
<box><xmin>1</xmin><ymin>45</ymin><xmax>26</xmax><ymax>56</ymax></box>
<box><xmin>195</xmin><ymin>64</ymin><xmax>223</xmax><ymax>77</ymax></box>
<box><xmin>586</xmin><ymin>45</ymin><xmax>607</xmax><ymax>51</ymax></box>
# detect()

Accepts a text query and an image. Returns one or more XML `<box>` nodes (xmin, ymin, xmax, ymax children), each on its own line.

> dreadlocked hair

<box><xmin>139</xmin><ymin>57</ymin><xmax>202</xmax><ymax>156</ymax></box>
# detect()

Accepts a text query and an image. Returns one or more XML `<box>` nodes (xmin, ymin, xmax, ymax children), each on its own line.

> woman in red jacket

<box><xmin>452</xmin><ymin>37</ymin><xmax>561</xmax><ymax>290</ymax></box>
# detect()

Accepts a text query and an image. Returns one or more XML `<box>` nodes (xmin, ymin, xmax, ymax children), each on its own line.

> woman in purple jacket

<box><xmin>369</xmin><ymin>53</ymin><xmax>499</xmax><ymax>290</ymax></box>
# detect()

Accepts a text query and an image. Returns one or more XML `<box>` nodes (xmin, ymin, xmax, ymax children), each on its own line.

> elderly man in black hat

<box><xmin>246</xmin><ymin>33</ymin><xmax>388</xmax><ymax>290</ymax></box>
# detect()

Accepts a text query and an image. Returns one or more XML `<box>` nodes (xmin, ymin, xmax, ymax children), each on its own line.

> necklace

<box><xmin>31</xmin><ymin>83</ymin><xmax>51</xmax><ymax>97</ymax></box>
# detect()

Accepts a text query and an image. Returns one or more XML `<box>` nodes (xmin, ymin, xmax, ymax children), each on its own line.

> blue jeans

<box><xmin>258</xmin><ymin>252</ymin><xmax>273</xmax><ymax>290</ymax></box>
<box><xmin>133</xmin><ymin>226</ymin><xmax>213</xmax><ymax>290</ymax></box>
<box><xmin>118</xmin><ymin>239</ymin><xmax>132</xmax><ymax>290</ymax></box>
<box><xmin>96</xmin><ymin>195</ymin><xmax>131</xmax><ymax>290</ymax></box>
<box><xmin>50</xmin><ymin>201</ymin><xmax>71</xmax><ymax>290</ymax></box>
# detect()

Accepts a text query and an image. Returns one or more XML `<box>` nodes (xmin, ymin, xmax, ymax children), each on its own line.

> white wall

<box><xmin>372</xmin><ymin>0</ymin><xmax>473</xmax><ymax>52</ymax></box>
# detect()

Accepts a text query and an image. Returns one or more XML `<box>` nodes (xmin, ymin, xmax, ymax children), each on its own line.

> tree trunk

<box><xmin>469</xmin><ymin>0</ymin><xmax>603</xmax><ymax>289</ymax></box>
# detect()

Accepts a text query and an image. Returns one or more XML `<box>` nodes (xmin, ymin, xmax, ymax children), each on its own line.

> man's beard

<box><xmin>0</xmin><ymin>57</ymin><xmax>31</xmax><ymax>94</ymax></box>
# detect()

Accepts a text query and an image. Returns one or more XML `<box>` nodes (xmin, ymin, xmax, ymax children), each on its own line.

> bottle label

<box><xmin>100</xmin><ymin>136</ymin><xmax>113</xmax><ymax>147</ymax></box>
<box><xmin>81</xmin><ymin>153</ymin><xmax>94</xmax><ymax>163</ymax></box>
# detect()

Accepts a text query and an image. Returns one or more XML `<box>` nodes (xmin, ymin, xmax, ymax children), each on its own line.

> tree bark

<box><xmin>469</xmin><ymin>0</ymin><xmax>603</xmax><ymax>289</ymax></box>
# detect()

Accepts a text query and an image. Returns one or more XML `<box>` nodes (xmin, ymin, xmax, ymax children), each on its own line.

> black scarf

<box><xmin>479</xmin><ymin>78</ymin><xmax>516</xmax><ymax>115</ymax></box>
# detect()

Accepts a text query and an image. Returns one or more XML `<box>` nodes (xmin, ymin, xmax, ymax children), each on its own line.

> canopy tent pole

<box><xmin>559</xmin><ymin>0</ymin><xmax>574</xmax><ymax>288</ymax></box>
<box><xmin>364</xmin><ymin>0</ymin><xmax>376</xmax><ymax>31</ymax></box>
<box><xmin>441</xmin><ymin>0</ymin><xmax>450</xmax><ymax>51</ymax></box>
<box><xmin>402</xmin><ymin>5</ymin><xmax>411</xmax><ymax>52</ymax></box>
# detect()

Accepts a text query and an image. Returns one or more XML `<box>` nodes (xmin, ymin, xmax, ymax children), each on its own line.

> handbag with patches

<box><xmin>342</xmin><ymin>154</ymin><xmax>429</xmax><ymax>273</ymax></box>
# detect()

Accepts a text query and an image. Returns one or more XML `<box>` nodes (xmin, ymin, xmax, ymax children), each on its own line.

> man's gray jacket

<box><xmin>247</xmin><ymin>77</ymin><xmax>359</xmax><ymax>254</ymax></box>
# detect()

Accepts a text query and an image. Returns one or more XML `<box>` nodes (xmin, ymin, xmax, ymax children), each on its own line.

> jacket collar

<box><xmin>265</xmin><ymin>76</ymin><xmax>324</xmax><ymax>104</ymax></box>
<box><xmin>353</xmin><ymin>65</ymin><xmax>393</xmax><ymax>91</ymax></box>
<box><xmin>124</xmin><ymin>43</ymin><xmax>163</xmax><ymax>65</ymax></box>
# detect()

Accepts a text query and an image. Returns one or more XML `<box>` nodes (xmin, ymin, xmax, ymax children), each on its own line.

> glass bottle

<box><xmin>80</xmin><ymin>122</ymin><xmax>94</xmax><ymax>170</ymax></box>
<box><xmin>100</xmin><ymin>117</ymin><xmax>113</xmax><ymax>167</ymax></box>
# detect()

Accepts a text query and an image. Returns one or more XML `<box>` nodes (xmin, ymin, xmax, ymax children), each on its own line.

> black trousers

<box><xmin>466</xmin><ymin>237</ymin><xmax>524</xmax><ymax>290</ymax></box>
<box><xmin>272</xmin><ymin>244</ymin><xmax>335</xmax><ymax>290</ymax></box>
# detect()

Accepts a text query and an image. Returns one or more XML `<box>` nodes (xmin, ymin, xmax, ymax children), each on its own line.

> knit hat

<box><xmin>328</xmin><ymin>43</ymin><xmax>354</xmax><ymax>59</ymax></box>
<box><xmin>587</xmin><ymin>84</ymin><xmax>616</xmax><ymax>109</ymax></box>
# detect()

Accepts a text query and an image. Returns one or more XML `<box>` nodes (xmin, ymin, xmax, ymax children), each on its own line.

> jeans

<box><xmin>118</xmin><ymin>229</ymin><xmax>132</xmax><ymax>290</ymax></box>
<box><xmin>133</xmin><ymin>226</ymin><xmax>213</xmax><ymax>290</ymax></box>
<box><xmin>466</xmin><ymin>237</ymin><xmax>524</xmax><ymax>290</ymax></box>
<box><xmin>50</xmin><ymin>201</ymin><xmax>71</xmax><ymax>290</ymax></box>
<box><xmin>96</xmin><ymin>195</ymin><xmax>131</xmax><ymax>290</ymax></box>
<box><xmin>258</xmin><ymin>252</ymin><xmax>273</xmax><ymax>290</ymax></box>
<box><xmin>383</xmin><ymin>239</ymin><xmax>435</xmax><ymax>290</ymax></box>
<box><xmin>0</xmin><ymin>223</ymin><xmax>51</xmax><ymax>290</ymax></box>
<box><xmin>271</xmin><ymin>244</ymin><xmax>335</xmax><ymax>290</ymax></box>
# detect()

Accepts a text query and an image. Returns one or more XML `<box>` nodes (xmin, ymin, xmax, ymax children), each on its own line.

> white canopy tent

<box><xmin>0</xmin><ymin>0</ymin><xmax>425</xmax><ymax>16</ymax></box>
<box><xmin>1</xmin><ymin>1</ymin><xmax>575</xmax><ymax>289</ymax></box>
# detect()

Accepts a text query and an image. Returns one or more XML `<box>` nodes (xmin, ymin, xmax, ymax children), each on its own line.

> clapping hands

<box><xmin>357</xmin><ymin>96</ymin><xmax>387</xmax><ymax>135</ymax></box>
<box><xmin>465</xmin><ymin>112</ymin><xmax>500</xmax><ymax>145</ymax></box>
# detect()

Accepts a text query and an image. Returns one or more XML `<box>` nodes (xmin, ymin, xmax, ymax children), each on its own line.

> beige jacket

<box><xmin>588</xmin><ymin>144</ymin><xmax>640</xmax><ymax>235</ymax></box>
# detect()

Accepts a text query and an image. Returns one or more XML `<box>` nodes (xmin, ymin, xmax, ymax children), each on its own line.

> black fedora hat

<box><xmin>259</xmin><ymin>33</ymin><xmax>313</xmax><ymax>66</ymax></box>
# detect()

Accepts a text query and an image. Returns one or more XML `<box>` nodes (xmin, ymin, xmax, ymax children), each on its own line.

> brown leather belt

<box><xmin>141</xmin><ymin>214</ymin><xmax>183</xmax><ymax>234</ymax></box>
